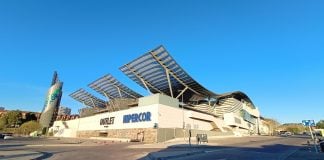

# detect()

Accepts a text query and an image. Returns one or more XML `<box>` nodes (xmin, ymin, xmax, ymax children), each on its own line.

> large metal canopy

<box><xmin>69</xmin><ymin>89</ymin><xmax>106</xmax><ymax>108</ymax></box>
<box><xmin>88</xmin><ymin>74</ymin><xmax>142</xmax><ymax>100</ymax></box>
<box><xmin>120</xmin><ymin>45</ymin><xmax>217</xmax><ymax>102</ymax></box>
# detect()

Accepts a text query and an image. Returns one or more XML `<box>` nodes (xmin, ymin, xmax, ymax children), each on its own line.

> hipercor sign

<box><xmin>123</xmin><ymin>112</ymin><xmax>151</xmax><ymax>123</ymax></box>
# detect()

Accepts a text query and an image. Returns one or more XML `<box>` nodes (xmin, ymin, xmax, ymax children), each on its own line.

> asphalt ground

<box><xmin>148</xmin><ymin>135</ymin><xmax>324</xmax><ymax>160</ymax></box>
<box><xmin>0</xmin><ymin>137</ymin><xmax>160</xmax><ymax>160</ymax></box>
<box><xmin>0</xmin><ymin>135</ymin><xmax>323</xmax><ymax>160</ymax></box>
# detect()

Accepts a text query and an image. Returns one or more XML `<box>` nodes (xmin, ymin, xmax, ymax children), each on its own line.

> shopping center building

<box><xmin>52</xmin><ymin>45</ymin><xmax>263</xmax><ymax>143</ymax></box>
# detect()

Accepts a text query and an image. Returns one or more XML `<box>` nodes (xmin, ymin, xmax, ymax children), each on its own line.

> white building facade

<box><xmin>53</xmin><ymin>94</ymin><xmax>260</xmax><ymax>143</ymax></box>
<box><xmin>57</xmin><ymin>46</ymin><xmax>264</xmax><ymax>143</ymax></box>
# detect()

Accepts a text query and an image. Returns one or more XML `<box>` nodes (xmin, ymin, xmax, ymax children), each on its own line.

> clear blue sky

<box><xmin>0</xmin><ymin>0</ymin><xmax>323</xmax><ymax>124</ymax></box>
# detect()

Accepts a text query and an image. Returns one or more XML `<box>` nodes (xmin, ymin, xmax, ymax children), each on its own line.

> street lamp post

<box><xmin>178</xmin><ymin>90</ymin><xmax>185</xmax><ymax>141</ymax></box>
<box><xmin>182</xmin><ymin>93</ymin><xmax>184</xmax><ymax>129</ymax></box>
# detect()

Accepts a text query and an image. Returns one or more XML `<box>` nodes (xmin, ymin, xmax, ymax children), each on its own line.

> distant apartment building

<box><xmin>58</xmin><ymin>106</ymin><xmax>71</xmax><ymax>116</ymax></box>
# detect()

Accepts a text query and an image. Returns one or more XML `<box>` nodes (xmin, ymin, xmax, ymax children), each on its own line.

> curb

<box><xmin>26</xmin><ymin>144</ymin><xmax>101</xmax><ymax>147</ymax></box>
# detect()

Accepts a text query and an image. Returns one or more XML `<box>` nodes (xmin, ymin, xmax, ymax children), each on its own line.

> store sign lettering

<box><xmin>100</xmin><ymin>117</ymin><xmax>115</xmax><ymax>126</ymax></box>
<box><xmin>123</xmin><ymin>112</ymin><xmax>151</xmax><ymax>123</ymax></box>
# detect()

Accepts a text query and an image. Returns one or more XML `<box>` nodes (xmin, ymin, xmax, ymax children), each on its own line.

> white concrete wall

<box><xmin>53</xmin><ymin>105</ymin><xmax>159</xmax><ymax>137</ymax></box>
<box><xmin>157</xmin><ymin>104</ymin><xmax>183</xmax><ymax>128</ymax></box>
<box><xmin>259</xmin><ymin>120</ymin><xmax>270</xmax><ymax>135</ymax></box>
<box><xmin>224</xmin><ymin>112</ymin><xmax>250</xmax><ymax>129</ymax></box>
<box><xmin>185</xmin><ymin>111</ymin><xmax>214</xmax><ymax>130</ymax></box>
<box><xmin>53</xmin><ymin>103</ymin><xmax>225</xmax><ymax>138</ymax></box>
<box><xmin>78</xmin><ymin>105</ymin><xmax>158</xmax><ymax>131</ymax></box>
<box><xmin>157</xmin><ymin>105</ymin><xmax>218</xmax><ymax>130</ymax></box>
<box><xmin>139</xmin><ymin>94</ymin><xmax>179</xmax><ymax>108</ymax></box>
<box><xmin>52</xmin><ymin>119</ymin><xmax>79</xmax><ymax>137</ymax></box>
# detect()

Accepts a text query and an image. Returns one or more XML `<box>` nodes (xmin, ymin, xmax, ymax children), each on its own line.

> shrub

<box><xmin>19</xmin><ymin>121</ymin><xmax>42</xmax><ymax>135</ymax></box>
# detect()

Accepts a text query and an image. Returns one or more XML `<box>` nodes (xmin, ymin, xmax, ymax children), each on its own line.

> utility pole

<box><xmin>303</xmin><ymin>120</ymin><xmax>318</xmax><ymax>153</ymax></box>
<box><xmin>309</xmin><ymin>126</ymin><xmax>318</xmax><ymax>153</ymax></box>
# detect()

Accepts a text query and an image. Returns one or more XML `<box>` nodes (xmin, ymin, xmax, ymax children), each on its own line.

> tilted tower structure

<box><xmin>39</xmin><ymin>71</ymin><xmax>63</xmax><ymax>132</ymax></box>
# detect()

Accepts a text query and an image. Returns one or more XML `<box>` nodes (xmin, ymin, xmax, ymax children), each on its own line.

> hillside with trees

<box><xmin>0</xmin><ymin>110</ymin><xmax>41</xmax><ymax>135</ymax></box>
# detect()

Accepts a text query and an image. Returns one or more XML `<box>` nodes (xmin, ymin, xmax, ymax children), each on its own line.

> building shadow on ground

<box><xmin>137</xmin><ymin>138</ymin><xmax>323</xmax><ymax>160</ymax></box>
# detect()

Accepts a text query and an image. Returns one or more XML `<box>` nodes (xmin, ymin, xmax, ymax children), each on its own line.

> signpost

<box><xmin>302</xmin><ymin>120</ymin><xmax>315</xmax><ymax>127</ymax></box>
<box><xmin>302</xmin><ymin>120</ymin><xmax>318</xmax><ymax>153</ymax></box>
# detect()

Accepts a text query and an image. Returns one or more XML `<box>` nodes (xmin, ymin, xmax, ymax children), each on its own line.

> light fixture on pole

<box><xmin>178</xmin><ymin>89</ymin><xmax>186</xmax><ymax>142</ymax></box>
<box><xmin>178</xmin><ymin>90</ymin><xmax>185</xmax><ymax>129</ymax></box>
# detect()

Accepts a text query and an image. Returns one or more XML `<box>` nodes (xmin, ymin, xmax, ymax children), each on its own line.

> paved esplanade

<box><xmin>168</xmin><ymin>136</ymin><xmax>318</xmax><ymax>160</ymax></box>
<box><xmin>0</xmin><ymin>136</ymin><xmax>323</xmax><ymax>160</ymax></box>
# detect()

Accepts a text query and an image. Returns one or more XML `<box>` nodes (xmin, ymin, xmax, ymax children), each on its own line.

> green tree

<box><xmin>316</xmin><ymin>120</ymin><xmax>324</xmax><ymax>129</ymax></box>
<box><xmin>6</xmin><ymin>110</ymin><xmax>22</xmax><ymax>128</ymax></box>
<box><xmin>0</xmin><ymin>116</ymin><xmax>8</xmax><ymax>130</ymax></box>
<box><xmin>286</xmin><ymin>126</ymin><xmax>301</xmax><ymax>134</ymax></box>
<box><xmin>278</xmin><ymin>123</ymin><xmax>307</xmax><ymax>134</ymax></box>
<box><xmin>23</xmin><ymin>112</ymin><xmax>38</xmax><ymax>123</ymax></box>
<box><xmin>19</xmin><ymin>121</ymin><xmax>42</xmax><ymax>135</ymax></box>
